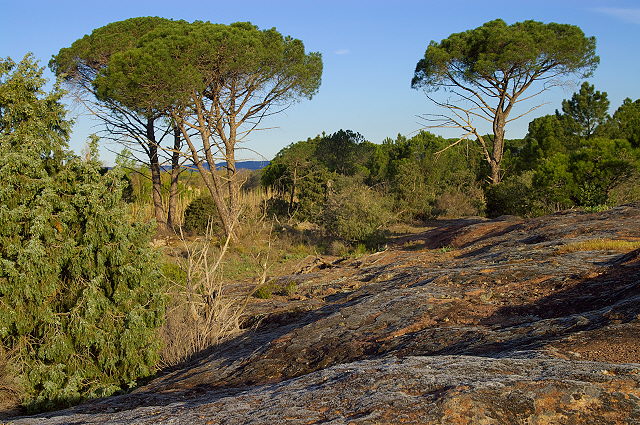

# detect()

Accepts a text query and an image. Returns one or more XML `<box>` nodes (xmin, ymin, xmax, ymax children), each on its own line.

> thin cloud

<box><xmin>593</xmin><ymin>7</ymin><xmax>640</xmax><ymax>24</ymax></box>
<box><xmin>334</xmin><ymin>49</ymin><xmax>350</xmax><ymax>55</ymax></box>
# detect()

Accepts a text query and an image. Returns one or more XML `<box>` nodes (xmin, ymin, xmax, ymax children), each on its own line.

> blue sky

<box><xmin>2</xmin><ymin>0</ymin><xmax>640</xmax><ymax>164</ymax></box>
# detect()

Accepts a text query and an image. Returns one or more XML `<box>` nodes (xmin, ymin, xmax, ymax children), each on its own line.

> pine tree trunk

<box><xmin>225</xmin><ymin>126</ymin><xmax>239</xmax><ymax>237</ymax></box>
<box><xmin>166</xmin><ymin>127</ymin><xmax>181</xmax><ymax>229</ymax></box>
<box><xmin>146</xmin><ymin>119</ymin><xmax>167</xmax><ymax>232</ymax></box>
<box><xmin>490</xmin><ymin>111</ymin><xmax>506</xmax><ymax>185</ymax></box>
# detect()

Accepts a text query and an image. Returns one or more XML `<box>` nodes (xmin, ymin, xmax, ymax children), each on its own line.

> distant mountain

<box><xmin>224</xmin><ymin>160</ymin><xmax>270</xmax><ymax>171</ymax></box>
<box><xmin>159</xmin><ymin>160</ymin><xmax>270</xmax><ymax>172</ymax></box>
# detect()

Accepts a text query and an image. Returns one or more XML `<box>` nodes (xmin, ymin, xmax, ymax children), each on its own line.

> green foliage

<box><xmin>412</xmin><ymin>19</ymin><xmax>598</xmax><ymax>90</ymax></box>
<box><xmin>390</xmin><ymin>156</ymin><xmax>438</xmax><ymax>219</ymax></box>
<box><xmin>252</xmin><ymin>281</ymin><xmax>298</xmax><ymax>299</ymax></box>
<box><xmin>529</xmin><ymin>138</ymin><xmax>638</xmax><ymax>212</ymax></box>
<box><xmin>265</xmin><ymin>129</ymin><xmax>486</xmax><ymax>226</ymax></box>
<box><xmin>252</xmin><ymin>285</ymin><xmax>275</xmax><ymax>299</ymax></box>
<box><xmin>50</xmin><ymin>16</ymin><xmax>186</xmax><ymax>119</ymax></box>
<box><xmin>261</xmin><ymin>135</ymin><xmax>323</xmax><ymax>218</ymax></box>
<box><xmin>371</xmin><ymin>132</ymin><xmax>485</xmax><ymax>219</ymax></box>
<box><xmin>51</xmin><ymin>17</ymin><xmax>175</xmax><ymax>84</ymax></box>
<box><xmin>532</xmin><ymin>153</ymin><xmax>576</xmax><ymax>212</ymax></box>
<box><xmin>608</xmin><ymin>98</ymin><xmax>640</xmax><ymax>147</ymax></box>
<box><xmin>568</xmin><ymin>138</ymin><xmax>636</xmax><ymax>206</ymax></box>
<box><xmin>86</xmin><ymin>19</ymin><xmax>323</xmax><ymax>237</ymax></box>
<box><xmin>518</xmin><ymin>114</ymin><xmax>576</xmax><ymax>170</ymax></box>
<box><xmin>608</xmin><ymin>172</ymin><xmax>640</xmax><ymax>205</ymax></box>
<box><xmin>51</xmin><ymin>17</ymin><xmax>192</xmax><ymax>232</ymax></box>
<box><xmin>412</xmin><ymin>19</ymin><xmax>599</xmax><ymax>185</ymax></box>
<box><xmin>262</xmin><ymin>130</ymin><xmax>373</xmax><ymax>221</ymax></box>
<box><xmin>488</xmin><ymin>83</ymin><xmax>640</xmax><ymax>217</ymax></box>
<box><xmin>561</xmin><ymin>82</ymin><xmax>610</xmax><ymax>139</ymax></box>
<box><xmin>0</xmin><ymin>56</ymin><xmax>165</xmax><ymax>411</ymax></box>
<box><xmin>94</xmin><ymin>20</ymin><xmax>323</xmax><ymax>117</ymax></box>
<box><xmin>183</xmin><ymin>196</ymin><xmax>220</xmax><ymax>235</ymax></box>
<box><xmin>263</xmin><ymin>198</ymin><xmax>291</xmax><ymax>218</ymax></box>
<box><xmin>322</xmin><ymin>182</ymin><xmax>393</xmax><ymax>248</ymax></box>
<box><xmin>315</xmin><ymin>130</ymin><xmax>375</xmax><ymax>176</ymax></box>
<box><xmin>485</xmin><ymin>171</ymin><xmax>536</xmax><ymax>217</ymax></box>
<box><xmin>434</xmin><ymin>187</ymin><xmax>485</xmax><ymax>217</ymax></box>
<box><xmin>0</xmin><ymin>55</ymin><xmax>70</xmax><ymax>168</ymax></box>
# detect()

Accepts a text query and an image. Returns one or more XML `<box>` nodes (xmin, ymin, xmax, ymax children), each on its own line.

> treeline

<box><xmin>260</xmin><ymin>129</ymin><xmax>483</xmax><ymax>245</ymax></box>
<box><xmin>492</xmin><ymin>83</ymin><xmax>640</xmax><ymax>216</ymax></box>
<box><xmin>260</xmin><ymin>83</ymin><xmax>640</xmax><ymax>244</ymax></box>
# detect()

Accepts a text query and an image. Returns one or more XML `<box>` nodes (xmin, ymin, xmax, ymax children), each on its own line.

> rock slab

<box><xmin>11</xmin><ymin>205</ymin><xmax>640</xmax><ymax>424</ymax></box>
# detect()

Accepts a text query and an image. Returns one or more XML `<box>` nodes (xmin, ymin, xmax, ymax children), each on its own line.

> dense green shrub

<box><xmin>261</xmin><ymin>133</ymin><xmax>357</xmax><ymax>221</ymax></box>
<box><xmin>369</xmin><ymin>132</ymin><xmax>485</xmax><ymax>220</ymax></box>
<box><xmin>390</xmin><ymin>157</ymin><xmax>437</xmax><ymax>219</ymax></box>
<box><xmin>322</xmin><ymin>183</ymin><xmax>393</xmax><ymax>248</ymax></box>
<box><xmin>0</xmin><ymin>56</ymin><xmax>165</xmax><ymax>411</ymax></box>
<box><xmin>434</xmin><ymin>186</ymin><xmax>485</xmax><ymax>217</ymax></box>
<box><xmin>485</xmin><ymin>172</ymin><xmax>536</xmax><ymax>217</ymax></box>
<box><xmin>608</xmin><ymin>172</ymin><xmax>640</xmax><ymax>205</ymax></box>
<box><xmin>263</xmin><ymin>198</ymin><xmax>291</xmax><ymax>218</ymax></box>
<box><xmin>183</xmin><ymin>195</ymin><xmax>220</xmax><ymax>234</ymax></box>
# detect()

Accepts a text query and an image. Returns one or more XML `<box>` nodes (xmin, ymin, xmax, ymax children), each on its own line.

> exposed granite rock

<box><xmin>10</xmin><ymin>204</ymin><xmax>640</xmax><ymax>424</ymax></box>
<box><xmin>12</xmin><ymin>356</ymin><xmax>640</xmax><ymax>424</ymax></box>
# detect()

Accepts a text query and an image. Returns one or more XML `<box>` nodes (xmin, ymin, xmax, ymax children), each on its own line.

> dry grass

<box><xmin>128</xmin><ymin>171</ymin><xmax>272</xmax><ymax>229</ymax></box>
<box><xmin>161</xmin><ymin>226</ymin><xmax>253</xmax><ymax>366</ymax></box>
<box><xmin>129</xmin><ymin>183</ymin><xmax>203</xmax><ymax>228</ymax></box>
<box><xmin>158</xmin><ymin>196</ymin><xmax>322</xmax><ymax>366</ymax></box>
<box><xmin>159</xmin><ymin>214</ymin><xmax>273</xmax><ymax>367</ymax></box>
<box><xmin>557</xmin><ymin>239</ymin><xmax>640</xmax><ymax>254</ymax></box>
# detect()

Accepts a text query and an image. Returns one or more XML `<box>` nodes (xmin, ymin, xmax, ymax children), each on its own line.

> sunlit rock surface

<box><xmin>13</xmin><ymin>204</ymin><xmax>640</xmax><ymax>424</ymax></box>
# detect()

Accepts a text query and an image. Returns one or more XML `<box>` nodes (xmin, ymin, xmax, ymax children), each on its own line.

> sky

<box><xmin>2</xmin><ymin>0</ymin><xmax>640</xmax><ymax>164</ymax></box>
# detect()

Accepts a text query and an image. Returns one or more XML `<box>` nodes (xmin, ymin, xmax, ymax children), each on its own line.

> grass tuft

<box><xmin>557</xmin><ymin>239</ymin><xmax>640</xmax><ymax>254</ymax></box>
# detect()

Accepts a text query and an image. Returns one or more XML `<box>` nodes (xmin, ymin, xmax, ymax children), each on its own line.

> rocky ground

<box><xmin>11</xmin><ymin>204</ymin><xmax>640</xmax><ymax>424</ymax></box>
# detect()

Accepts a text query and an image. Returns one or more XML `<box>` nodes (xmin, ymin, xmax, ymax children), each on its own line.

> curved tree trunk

<box><xmin>146</xmin><ymin>118</ymin><xmax>167</xmax><ymax>232</ymax></box>
<box><xmin>489</xmin><ymin>109</ymin><xmax>507</xmax><ymax>185</ymax></box>
<box><xmin>167</xmin><ymin>126</ymin><xmax>182</xmax><ymax>229</ymax></box>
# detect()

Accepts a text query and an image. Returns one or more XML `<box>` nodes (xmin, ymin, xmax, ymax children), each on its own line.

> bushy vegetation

<box><xmin>499</xmin><ymin>83</ymin><xmax>640</xmax><ymax>216</ymax></box>
<box><xmin>557</xmin><ymin>239</ymin><xmax>640</xmax><ymax>253</ymax></box>
<box><xmin>0</xmin><ymin>56</ymin><xmax>165</xmax><ymax>412</ymax></box>
<box><xmin>367</xmin><ymin>132</ymin><xmax>485</xmax><ymax>219</ymax></box>
<box><xmin>261</xmin><ymin>81</ymin><xmax>640</xmax><ymax>226</ymax></box>
<box><xmin>183</xmin><ymin>195</ymin><xmax>219</xmax><ymax>234</ymax></box>
<box><xmin>322</xmin><ymin>182</ymin><xmax>393</xmax><ymax>248</ymax></box>
<box><xmin>261</xmin><ymin>129</ymin><xmax>486</xmax><ymax>244</ymax></box>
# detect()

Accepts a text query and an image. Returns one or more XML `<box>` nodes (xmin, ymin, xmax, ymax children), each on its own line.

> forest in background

<box><xmin>259</xmin><ymin>81</ymin><xmax>640</xmax><ymax>248</ymax></box>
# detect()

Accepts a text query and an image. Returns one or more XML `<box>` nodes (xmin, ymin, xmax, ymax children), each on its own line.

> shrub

<box><xmin>0</xmin><ymin>346</ymin><xmax>20</xmax><ymax>415</ymax></box>
<box><xmin>322</xmin><ymin>184</ymin><xmax>393</xmax><ymax>248</ymax></box>
<box><xmin>0</xmin><ymin>56</ymin><xmax>165</xmax><ymax>412</ymax></box>
<box><xmin>252</xmin><ymin>281</ymin><xmax>298</xmax><ymax>299</ymax></box>
<box><xmin>183</xmin><ymin>195</ymin><xmax>220</xmax><ymax>234</ymax></box>
<box><xmin>485</xmin><ymin>171</ymin><xmax>536</xmax><ymax>217</ymax></box>
<box><xmin>608</xmin><ymin>172</ymin><xmax>640</xmax><ymax>206</ymax></box>
<box><xmin>0</xmin><ymin>155</ymin><xmax>165</xmax><ymax>412</ymax></box>
<box><xmin>434</xmin><ymin>185</ymin><xmax>485</xmax><ymax>217</ymax></box>
<box><xmin>327</xmin><ymin>240</ymin><xmax>349</xmax><ymax>256</ymax></box>
<box><xmin>253</xmin><ymin>284</ymin><xmax>276</xmax><ymax>299</ymax></box>
<box><xmin>391</xmin><ymin>158</ymin><xmax>437</xmax><ymax>220</ymax></box>
<box><xmin>263</xmin><ymin>198</ymin><xmax>291</xmax><ymax>218</ymax></box>
<box><xmin>160</xmin><ymin>220</ymin><xmax>260</xmax><ymax>366</ymax></box>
